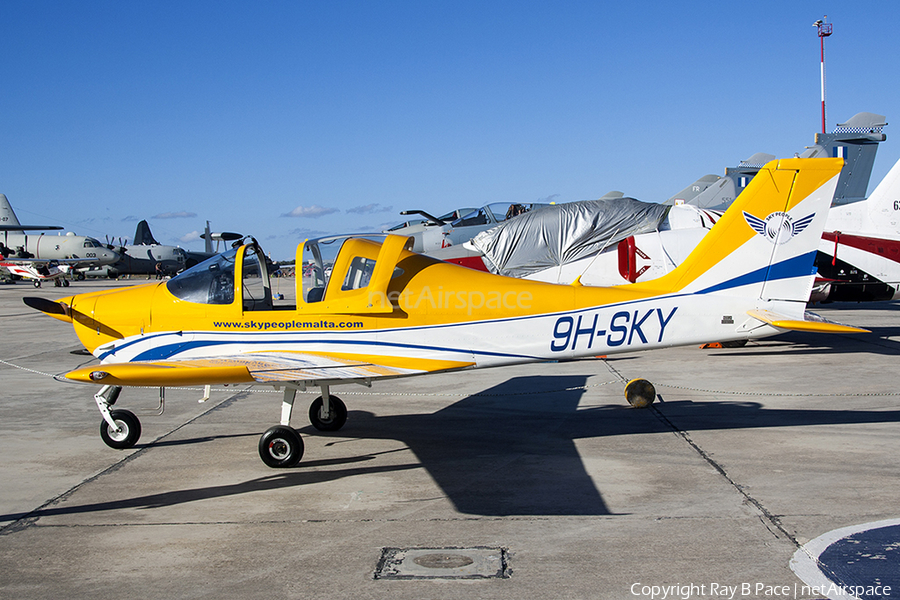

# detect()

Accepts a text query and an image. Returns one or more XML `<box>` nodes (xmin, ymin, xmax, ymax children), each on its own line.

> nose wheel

<box><xmin>99</xmin><ymin>409</ymin><xmax>142</xmax><ymax>449</ymax></box>
<box><xmin>258</xmin><ymin>425</ymin><xmax>304</xmax><ymax>467</ymax></box>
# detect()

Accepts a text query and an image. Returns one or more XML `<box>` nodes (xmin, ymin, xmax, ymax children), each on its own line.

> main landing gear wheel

<box><xmin>258</xmin><ymin>425</ymin><xmax>304</xmax><ymax>468</ymax></box>
<box><xmin>624</xmin><ymin>378</ymin><xmax>656</xmax><ymax>409</ymax></box>
<box><xmin>62</xmin><ymin>279</ymin><xmax>70</xmax><ymax>287</ymax></box>
<box><xmin>100</xmin><ymin>409</ymin><xmax>142</xmax><ymax>449</ymax></box>
<box><xmin>309</xmin><ymin>395</ymin><xmax>347</xmax><ymax>431</ymax></box>
<box><xmin>32</xmin><ymin>280</ymin><xmax>41</xmax><ymax>288</ymax></box>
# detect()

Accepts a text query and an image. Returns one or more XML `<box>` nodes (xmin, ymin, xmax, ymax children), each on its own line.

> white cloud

<box><xmin>154</xmin><ymin>211</ymin><xmax>197</xmax><ymax>219</ymax></box>
<box><xmin>179</xmin><ymin>230</ymin><xmax>202</xmax><ymax>243</ymax></box>
<box><xmin>281</xmin><ymin>205</ymin><xmax>340</xmax><ymax>218</ymax></box>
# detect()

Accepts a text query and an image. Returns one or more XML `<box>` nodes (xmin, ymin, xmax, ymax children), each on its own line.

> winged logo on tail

<box><xmin>743</xmin><ymin>211</ymin><xmax>815</xmax><ymax>244</ymax></box>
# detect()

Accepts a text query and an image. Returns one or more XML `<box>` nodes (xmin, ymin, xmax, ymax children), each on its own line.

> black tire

<box><xmin>308</xmin><ymin>395</ymin><xmax>347</xmax><ymax>431</ymax></box>
<box><xmin>100</xmin><ymin>409</ymin><xmax>142</xmax><ymax>449</ymax></box>
<box><xmin>62</xmin><ymin>279</ymin><xmax>70</xmax><ymax>287</ymax></box>
<box><xmin>258</xmin><ymin>426</ymin><xmax>304</xmax><ymax>468</ymax></box>
<box><xmin>32</xmin><ymin>280</ymin><xmax>41</xmax><ymax>288</ymax></box>
<box><xmin>54</xmin><ymin>279</ymin><xmax>62</xmax><ymax>287</ymax></box>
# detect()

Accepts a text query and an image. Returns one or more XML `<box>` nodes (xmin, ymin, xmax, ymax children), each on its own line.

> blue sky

<box><xmin>2</xmin><ymin>1</ymin><xmax>898</xmax><ymax>260</ymax></box>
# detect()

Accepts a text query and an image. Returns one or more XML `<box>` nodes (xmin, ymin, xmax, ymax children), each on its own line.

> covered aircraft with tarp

<box><xmin>467</xmin><ymin>198</ymin><xmax>671</xmax><ymax>279</ymax></box>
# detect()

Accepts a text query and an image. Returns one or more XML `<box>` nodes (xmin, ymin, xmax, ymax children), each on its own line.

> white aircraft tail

<box><xmin>863</xmin><ymin>157</ymin><xmax>900</xmax><ymax>237</ymax></box>
<box><xmin>0</xmin><ymin>194</ymin><xmax>21</xmax><ymax>227</ymax></box>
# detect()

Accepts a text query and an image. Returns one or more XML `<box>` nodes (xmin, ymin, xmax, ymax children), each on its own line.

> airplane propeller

<box><xmin>105</xmin><ymin>235</ymin><xmax>127</xmax><ymax>253</ymax></box>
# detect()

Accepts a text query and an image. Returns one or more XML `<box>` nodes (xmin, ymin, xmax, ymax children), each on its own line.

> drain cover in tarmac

<box><xmin>374</xmin><ymin>547</ymin><xmax>510</xmax><ymax>580</ymax></box>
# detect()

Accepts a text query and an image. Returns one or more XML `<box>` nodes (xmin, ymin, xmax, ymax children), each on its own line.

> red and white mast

<box><xmin>814</xmin><ymin>16</ymin><xmax>833</xmax><ymax>134</ymax></box>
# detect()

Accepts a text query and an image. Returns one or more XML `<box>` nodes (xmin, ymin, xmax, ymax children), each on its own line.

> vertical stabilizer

<box><xmin>863</xmin><ymin>157</ymin><xmax>900</xmax><ymax>237</ymax></box>
<box><xmin>0</xmin><ymin>194</ymin><xmax>21</xmax><ymax>226</ymax></box>
<box><xmin>674</xmin><ymin>113</ymin><xmax>886</xmax><ymax>211</ymax></box>
<box><xmin>636</xmin><ymin>158</ymin><xmax>842</xmax><ymax>304</ymax></box>
<box><xmin>666</xmin><ymin>175</ymin><xmax>721</xmax><ymax>205</ymax></box>
<box><xmin>133</xmin><ymin>220</ymin><xmax>160</xmax><ymax>245</ymax></box>
<box><xmin>800</xmin><ymin>112</ymin><xmax>887</xmax><ymax>205</ymax></box>
<box><xmin>665</xmin><ymin>154</ymin><xmax>775</xmax><ymax>210</ymax></box>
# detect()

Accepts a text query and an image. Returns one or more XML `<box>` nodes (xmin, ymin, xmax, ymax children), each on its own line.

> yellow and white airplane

<box><xmin>25</xmin><ymin>158</ymin><xmax>866</xmax><ymax>468</ymax></box>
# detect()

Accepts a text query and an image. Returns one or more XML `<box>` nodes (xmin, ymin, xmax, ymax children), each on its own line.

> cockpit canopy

<box><xmin>451</xmin><ymin>202</ymin><xmax>547</xmax><ymax>228</ymax></box>
<box><xmin>299</xmin><ymin>234</ymin><xmax>411</xmax><ymax>311</ymax></box>
<box><xmin>166</xmin><ymin>243</ymin><xmax>271</xmax><ymax>309</ymax></box>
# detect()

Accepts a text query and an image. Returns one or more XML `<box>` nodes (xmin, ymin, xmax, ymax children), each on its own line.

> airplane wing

<box><xmin>65</xmin><ymin>351</ymin><xmax>476</xmax><ymax>387</ymax></box>
<box><xmin>747</xmin><ymin>309</ymin><xmax>870</xmax><ymax>334</ymax></box>
<box><xmin>0</xmin><ymin>257</ymin><xmax>101</xmax><ymax>265</ymax></box>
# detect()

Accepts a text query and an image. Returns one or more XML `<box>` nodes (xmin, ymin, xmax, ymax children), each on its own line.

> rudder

<box><xmin>632</xmin><ymin>158</ymin><xmax>843</xmax><ymax>302</ymax></box>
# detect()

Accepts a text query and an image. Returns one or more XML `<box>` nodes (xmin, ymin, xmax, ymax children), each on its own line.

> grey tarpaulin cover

<box><xmin>469</xmin><ymin>198</ymin><xmax>670</xmax><ymax>278</ymax></box>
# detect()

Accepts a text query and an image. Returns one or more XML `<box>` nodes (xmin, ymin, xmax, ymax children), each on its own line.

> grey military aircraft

<box><xmin>83</xmin><ymin>220</ymin><xmax>244</xmax><ymax>278</ymax></box>
<box><xmin>428</xmin><ymin>112</ymin><xmax>889</xmax><ymax>306</ymax></box>
<box><xmin>383</xmin><ymin>208</ymin><xmax>476</xmax><ymax>252</ymax></box>
<box><xmin>387</xmin><ymin>203</ymin><xmax>551</xmax><ymax>253</ymax></box>
<box><xmin>664</xmin><ymin>112</ymin><xmax>886</xmax><ymax>210</ymax></box>
<box><xmin>0</xmin><ymin>194</ymin><xmax>120</xmax><ymax>275</ymax></box>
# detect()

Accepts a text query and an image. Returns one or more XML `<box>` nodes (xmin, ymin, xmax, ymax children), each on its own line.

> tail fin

<box><xmin>665</xmin><ymin>174</ymin><xmax>721</xmax><ymax>206</ymax></box>
<box><xmin>133</xmin><ymin>220</ymin><xmax>160</xmax><ymax>245</ymax></box>
<box><xmin>863</xmin><ymin>156</ymin><xmax>900</xmax><ymax>237</ymax></box>
<box><xmin>636</xmin><ymin>158</ymin><xmax>842</xmax><ymax>303</ymax></box>
<box><xmin>667</xmin><ymin>153</ymin><xmax>776</xmax><ymax>211</ymax></box>
<box><xmin>0</xmin><ymin>194</ymin><xmax>21</xmax><ymax>226</ymax></box>
<box><xmin>204</xmin><ymin>221</ymin><xmax>213</xmax><ymax>253</ymax></box>
<box><xmin>800</xmin><ymin>112</ymin><xmax>886</xmax><ymax>205</ymax></box>
<box><xmin>0</xmin><ymin>194</ymin><xmax>62</xmax><ymax>232</ymax></box>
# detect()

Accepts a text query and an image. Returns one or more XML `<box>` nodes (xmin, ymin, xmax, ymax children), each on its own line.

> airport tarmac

<box><xmin>1</xmin><ymin>277</ymin><xmax>898</xmax><ymax>599</ymax></box>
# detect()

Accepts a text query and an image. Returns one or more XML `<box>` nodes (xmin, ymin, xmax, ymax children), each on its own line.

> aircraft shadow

<box><xmin>0</xmin><ymin>463</ymin><xmax>422</xmax><ymax>525</ymax></box>
<box><xmin>645</xmin><ymin>400</ymin><xmax>900</xmax><ymax>434</ymax></box>
<box><xmin>5</xmin><ymin>376</ymin><xmax>900</xmax><ymax>525</ymax></box>
<box><xmin>326</xmin><ymin>375</ymin><xmax>636</xmax><ymax>517</ymax></box>
<box><xmin>707</xmin><ymin>328</ymin><xmax>900</xmax><ymax>357</ymax></box>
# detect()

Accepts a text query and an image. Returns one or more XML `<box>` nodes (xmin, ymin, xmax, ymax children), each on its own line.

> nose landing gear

<box><xmin>95</xmin><ymin>385</ymin><xmax>143</xmax><ymax>449</ymax></box>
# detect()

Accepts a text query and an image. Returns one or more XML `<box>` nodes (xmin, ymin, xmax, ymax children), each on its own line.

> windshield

<box><xmin>451</xmin><ymin>202</ymin><xmax>549</xmax><ymax>227</ymax></box>
<box><xmin>167</xmin><ymin>247</ymin><xmax>237</xmax><ymax>304</ymax></box>
<box><xmin>241</xmin><ymin>244</ymin><xmax>272</xmax><ymax>310</ymax></box>
<box><xmin>385</xmin><ymin>219</ymin><xmax>425</xmax><ymax>232</ymax></box>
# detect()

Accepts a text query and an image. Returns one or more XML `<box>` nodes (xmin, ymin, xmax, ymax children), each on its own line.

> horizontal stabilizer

<box><xmin>0</xmin><ymin>225</ymin><xmax>63</xmax><ymax>231</ymax></box>
<box><xmin>747</xmin><ymin>309</ymin><xmax>869</xmax><ymax>334</ymax></box>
